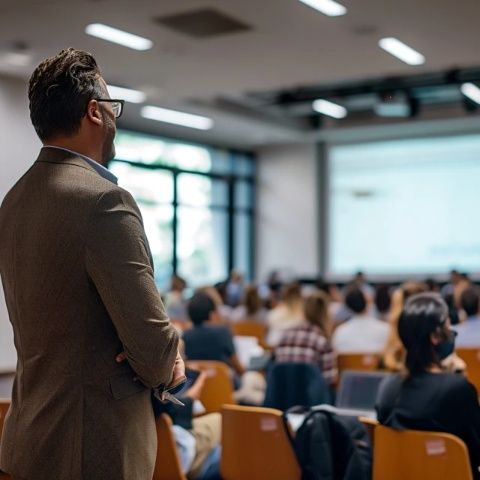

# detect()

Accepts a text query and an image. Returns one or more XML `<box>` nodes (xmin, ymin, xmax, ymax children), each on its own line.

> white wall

<box><xmin>0</xmin><ymin>75</ymin><xmax>41</xmax><ymax>371</ymax></box>
<box><xmin>256</xmin><ymin>142</ymin><xmax>319</xmax><ymax>281</ymax></box>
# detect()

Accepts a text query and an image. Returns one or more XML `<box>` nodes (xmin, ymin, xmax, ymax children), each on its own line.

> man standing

<box><xmin>0</xmin><ymin>48</ymin><xmax>183</xmax><ymax>480</ymax></box>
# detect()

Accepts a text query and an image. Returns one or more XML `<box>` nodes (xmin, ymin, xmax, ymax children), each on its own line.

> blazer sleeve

<box><xmin>85</xmin><ymin>187</ymin><xmax>179</xmax><ymax>388</ymax></box>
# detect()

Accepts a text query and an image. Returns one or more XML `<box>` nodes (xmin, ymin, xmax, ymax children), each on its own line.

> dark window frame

<box><xmin>110</xmin><ymin>146</ymin><xmax>255</xmax><ymax>286</ymax></box>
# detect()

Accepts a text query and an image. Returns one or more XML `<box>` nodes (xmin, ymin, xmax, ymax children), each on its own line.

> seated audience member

<box><xmin>382</xmin><ymin>282</ymin><xmax>429</xmax><ymax>370</ymax></box>
<box><xmin>153</xmin><ymin>370</ymin><xmax>221</xmax><ymax>480</ymax></box>
<box><xmin>164</xmin><ymin>274</ymin><xmax>189</xmax><ymax>325</ymax></box>
<box><xmin>374</xmin><ymin>284</ymin><xmax>391</xmax><ymax>322</ymax></box>
<box><xmin>266</xmin><ymin>282</ymin><xmax>305</xmax><ymax>346</ymax></box>
<box><xmin>352</xmin><ymin>271</ymin><xmax>375</xmax><ymax>300</ymax></box>
<box><xmin>225</xmin><ymin>269</ymin><xmax>245</xmax><ymax>308</ymax></box>
<box><xmin>376</xmin><ymin>293</ymin><xmax>480</xmax><ymax>479</ymax></box>
<box><xmin>316</xmin><ymin>278</ymin><xmax>352</xmax><ymax>324</ymax></box>
<box><xmin>454</xmin><ymin>287</ymin><xmax>480</xmax><ymax>347</ymax></box>
<box><xmin>332</xmin><ymin>286</ymin><xmax>389</xmax><ymax>353</ymax></box>
<box><xmin>275</xmin><ymin>291</ymin><xmax>337</xmax><ymax>387</ymax></box>
<box><xmin>183</xmin><ymin>292</ymin><xmax>245</xmax><ymax>376</ymax></box>
<box><xmin>230</xmin><ymin>284</ymin><xmax>268</xmax><ymax>323</ymax></box>
<box><xmin>197</xmin><ymin>285</ymin><xmax>232</xmax><ymax>323</ymax></box>
<box><xmin>441</xmin><ymin>269</ymin><xmax>462</xmax><ymax>298</ymax></box>
<box><xmin>425</xmin><ymin>277</ymin><xmax>440</xmax><ymax>293</ymax></box>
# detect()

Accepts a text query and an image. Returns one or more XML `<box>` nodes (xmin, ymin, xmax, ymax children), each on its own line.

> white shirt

<box><xmin>453</xmin><ymin>316</ymin><xmax>480</xmax><ymax>347</ymax></box>
<box><xmin>332</xmin><ymin>314</ymin><xmax>390</xmax><ymax>353</ymax></box>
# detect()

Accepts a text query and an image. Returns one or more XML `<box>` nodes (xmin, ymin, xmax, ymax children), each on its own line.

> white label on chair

<box><xmin>260</xmin><ymin>417</ymin><xmax>277</xmax><ymax>432</ymax></box>
<box><xmin>425</xmin><ymin>439</ymin><xmax>446</xmax><ymax>456</ymax></box>
<box><xmin>362</xmin><ymin>355</ymin><xmax>375</xmax><ymax>365</ymax></box>
<box><xmin>206</xmin><ymin>368</ymin><xmax>216</xmax><ymax>378</ymax></box>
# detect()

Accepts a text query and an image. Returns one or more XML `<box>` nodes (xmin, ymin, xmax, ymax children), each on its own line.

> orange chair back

<box><xmin>231</xmin><ymin>321</ymin><xmax>267</xmax><ymax>347</ymax></box>
<box><xmin>373</xmin><ymin>425</ymin><xmax>472</xmax><ymax>480</ymax></box>
<box><xmin>221</xmin><ymin>404</ymin><xmax>301</xmax><ymax>480</ymax></box>
<box><xmin>457</xmin><ymin>348</ymin><xmax>480</xmax><ymax>392</ymax></box>
<box><xmin>337</xmin><ymin>353</ymin><xmax>380</xmax><ymax>375</ymax></box>
<box><xmin>0</xmin><ymin>399</ymin><xmax>10</xmax><ymax>440</ymax></box>
<box><xmin>186</xmin><ymin>360</ymin><xmax>235</xmax><ymax>413</ymax></box>
<box><xmin>358</xmin><ymin>416</ymin><xmax>378</xmax><ymax>448</ymax></box>
<box><xmin>0</xmin><ymin>399</ymin><xmax>12</xmax><ymax>479</ymax></box>
<box><xmin>152</xmin><ymin>413</ymin><xmax>187</xmax><ymax>480</ymax></box>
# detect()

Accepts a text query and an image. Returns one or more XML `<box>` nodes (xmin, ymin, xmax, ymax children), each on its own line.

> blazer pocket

<box><xmin>109</xmin><ymin>372</ymin><xmax>147</xmax><ymax>400</ymax></box>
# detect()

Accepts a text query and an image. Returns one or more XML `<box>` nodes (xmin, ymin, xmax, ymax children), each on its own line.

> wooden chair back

<box><xmin>358</xmin><ymin>416</ymin><xmax>378</xmax><ymax>448</ymax></box>
<box><xmin>0</xmin><ymin>399</ymin><xmax>10</xmax><ymax>440</ymax></box>
<box><xmin>0</xmin><ymin>399</ymin><xmax>12</xmax><ymax>480</ymax></box>
<box><xmin>337</xmin><ymin>352</ymin><xmax>380</xmax><ymax>376</ymax></box>
<box><xmin>373</xmin><ymin>425</ymin><xmax>473</xmax><ymax>480</ymax></box>
<box><xmin>231</xmin><ymin>321</ymin><xmax>267</xmax><ymax>347</ymax></box>
<box><xmin>457</xmin><ymin>348</ymin><xmax>480</xmax><ymax>392</ymax></box>
<box><xmin>152</xmin><ymin>413</ymin><xmax>187</xmax><ymax>480</ymax></box>
<box><xmin>186</xmin><ymin>360</ymin><xmax>235</xmax><ymax>413</ymax></box>
<box><xmin>221</xmin><ymin>404</ymin><xmax>301</xmax><ymax>480</ymax></box>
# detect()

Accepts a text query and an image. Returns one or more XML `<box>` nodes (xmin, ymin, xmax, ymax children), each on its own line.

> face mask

<box><xmin>434</xmin><ymin>330</ymin><xmax>456</xmax><ymax>360</ymax></box>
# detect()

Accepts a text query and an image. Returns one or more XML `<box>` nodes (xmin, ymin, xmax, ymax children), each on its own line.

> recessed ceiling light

<box><xmin>460</xmin><ymin>83</ymin><xmax>480</xmax><ymax>105</ymax></box>
<box><xmin>298</xmin><ymin>0</ymin><xmax>347</xmax><ymax>17</ymax></box>
<box><xmin>312</xmin><ymin>99</ymin><xmax>347</xmax><ymax>119</ymax></box>
<box><xmin>107</xmin><ymin>85</ymin><xmax>146</xmax><ymax>103</ymax></box>
<box><xmin>85</xmin><ymin>23</ymin><xmax>153</xmax><ymax>51</ymax></box>
<box><xmin>141</xmin><ymin>106</ymin><xmax>214</xmax><ymax>130</ymax></box>
<box><xmin>379</xmin><ymin>37</ymin><xmax>425</xmax><ymax>66</ymax></box>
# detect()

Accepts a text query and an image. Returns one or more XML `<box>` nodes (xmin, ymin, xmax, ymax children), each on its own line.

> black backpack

<box><xmin>284</xmin><ymin>406</ymin><xmax>372</xmax><ymax>480</ymax></box>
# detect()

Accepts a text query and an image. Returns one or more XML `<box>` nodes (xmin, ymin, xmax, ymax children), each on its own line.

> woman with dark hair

<box><xmin>376</xmin><ymin>293</ymin><xmax>480</xmax><ymax>479</ymax></box>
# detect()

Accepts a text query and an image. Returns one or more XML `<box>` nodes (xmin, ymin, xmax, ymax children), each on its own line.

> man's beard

<box><xmin>101</xmin><ymin>112</ymin><xmax>116</xmax><ymax>166</ymax></box>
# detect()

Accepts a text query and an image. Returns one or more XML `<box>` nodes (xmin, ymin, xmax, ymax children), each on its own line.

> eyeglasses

<box><xmin>94</xmin><ymin>98</ymin><xmax>125</xmax><ymax>118</ymax></box>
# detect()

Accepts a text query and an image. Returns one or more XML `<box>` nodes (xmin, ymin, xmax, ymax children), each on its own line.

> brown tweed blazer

<box><xmin>0</xmin><ymin>147</ymin><xmax>179</xmax><ymax>479</ymax></box>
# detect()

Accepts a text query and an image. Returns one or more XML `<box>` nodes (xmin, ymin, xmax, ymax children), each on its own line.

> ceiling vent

<box><xmin>155</xmin><ymin>8</ymin><xmax>251</xmax><ymax>38</ymax></box>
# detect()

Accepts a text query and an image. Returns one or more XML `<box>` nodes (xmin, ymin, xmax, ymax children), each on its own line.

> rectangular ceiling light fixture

<box><xmin>85</xmin><ymin>23</ymin><xmax>153</xmax><ymax>51</ymax></box>
<box><xmin>141</xmin><ymin>106</ymin><xmax>214</xmax><ymax>130</ymax></box>
<box><xmin>313</xmin><ymin>99</ymin><xmax>347</xmax><ymax>119</ymax></box>
<box><xmin>379</xmin><ymin>37</ymin><xmax>425</xmax><ymax>66</ymax></box>
<box><xmin>460</xmin><ymin>83</ymin><xmax>480</xmax><ymax>104</ymax></box>
<box><xmin>298</xmin><ymin>0</ymin><xmax>347</xmax><ymax>17</ymax></box>
<box><xmin>107</xmin><ymin>85</ymin><xmax>146</xmax><ymax>103</ymax></box>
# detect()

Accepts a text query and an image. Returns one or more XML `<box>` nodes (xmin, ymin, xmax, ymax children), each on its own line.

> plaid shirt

<box><xmin>275</xmin><ymin>324</ymin><xmax>337</xmax><ymax>385</ymax></box>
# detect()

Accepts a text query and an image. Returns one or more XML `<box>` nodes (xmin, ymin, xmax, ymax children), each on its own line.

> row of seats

<box><xmin>157</xmin><ymin>404</ymin><xmax>473</xmax><ymax>480</ymax></box>
<box><xmin>0</xmin><ymin>393</ymin><xmax>473</xmax><ymax>480</ymax></box>
<box><xmin>186</xmin><ymin>348</ymin><xmax>480</xmax><ymax>414</ymax></box>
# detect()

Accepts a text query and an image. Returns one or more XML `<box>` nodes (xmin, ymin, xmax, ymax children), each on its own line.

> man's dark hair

<box><xmin>28</xmin><ymin>48</ymin><xmax>104</xmax><ymax>141</ymax></box>
<box><xmin>344</xmin><ymin>286</ymin><xmax>366</xmax><ymax>314</ymax></box>
<box><xmin>375</xmin><ymin>284</ymin><xmax>391</xmax><ymax>314</ymax></box>
<box><xmin>461</xmin><ymin>287</ymin><xmax>480</xmax><ymax>317</ymax></box>
<box><xmin>187</xmin><ymin>292</ymin><xmax>216</xmax><ymax>326</ymax></box>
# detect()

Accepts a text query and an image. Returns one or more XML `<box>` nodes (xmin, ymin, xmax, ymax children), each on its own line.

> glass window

<box><xmin>235</xmin><ymin>180</ymin><xmax>253</xmax><ymax>209</ymax></box>
<box><xmin>177</xmin><ymin>207</ymin><xmax>228</xmax><ymax>286</ymax></box>
<box><xmin>108</xmin><ymin>161</ymin><xmax>174</xmax><ymax>290</ymax></box>
<box><xmin>109</xmin><ymin>162</ymin><xmax>173</xmax><ymax>204</ymax></box>
<box><xmin>211</xmin><ymin>149</ymin><xmax>232</xmax><ymax>174</ymax></box>
<box><xmin>178</xmin><ymin>173</ymin><xmax>228</xmax><ymax>208</ymax></box>
<box><xmin>234</xmin><ymin>212</ymin><xmax>252</xmax><ymax>281</ymax></box>
<box><xmin>139</xmin><ymin>204</ymin><xmax>174</xmax><ymax>289</ymax></box>
<box><xmin>110</xmin><ymin>130</ymin><xmax>255</xmax><ymax>285</ymax></box>
<box><xmin>115</xmin><ymin>130</ymin><xmax>212</xmax><ymax>172</ymax></box>
<box><xmin>232</xmin><ymin>152</ymin><xmax>255</xmax><ymax>176</ymax></box>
